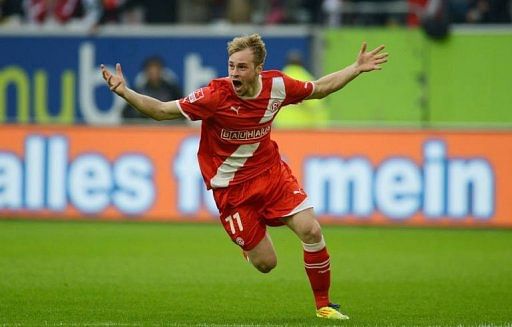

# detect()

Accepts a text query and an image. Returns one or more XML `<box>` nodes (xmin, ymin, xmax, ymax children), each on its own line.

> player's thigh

<box><xmin>246</xmin><ymin>232</ymin><xmax>277</xmax><ymax>271</ymax></box>
<box><xmin>281</xmin><ymin>208</ymin><xmax>322</xmax><ymax>244</ymax></box>
<box><xmin>219</xmin><ymin>206</ymin><xmax>266</xmax><ymax>251</ymax></box>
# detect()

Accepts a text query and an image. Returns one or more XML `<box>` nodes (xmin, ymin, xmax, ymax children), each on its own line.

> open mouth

<box><xmin>232</xmin><ymin>80</ymin><xmax>242</xmax><ymax>88</ymax></box>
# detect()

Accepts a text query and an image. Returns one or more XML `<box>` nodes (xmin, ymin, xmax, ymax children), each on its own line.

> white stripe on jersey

<box><xmin>175</xmin><ymin>100</ymin><xmax>192</xmax><ymax>120</ymax></box>
<box><xmin>259</xmin><ymin>77</ymin><xmax>286</xmax><ymax>123</ymax></box>
<box><xmin>210</xmin><ymin>142</ymin><xmax>261</xmax><ymax>188</ymax></box>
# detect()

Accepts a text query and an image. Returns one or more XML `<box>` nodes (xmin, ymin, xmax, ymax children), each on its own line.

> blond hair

<box><xmin>227</xmin><ymin>33</ymin><xmax>267</xmax><ymax>66</ymax></box>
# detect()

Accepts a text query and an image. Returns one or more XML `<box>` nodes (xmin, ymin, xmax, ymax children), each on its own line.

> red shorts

<box><xmin>212</xmin><ymin>160</ymin><xmax>312</xmax><ymax>251</ymax></box>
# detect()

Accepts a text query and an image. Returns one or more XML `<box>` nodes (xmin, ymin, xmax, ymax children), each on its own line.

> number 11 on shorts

<box><xmin>225</xmin><ymin>212</ymin><xmax>243</xmax><ymax>234</ymax></box>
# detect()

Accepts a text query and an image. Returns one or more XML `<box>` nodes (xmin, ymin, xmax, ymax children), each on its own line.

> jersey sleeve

<box><xmin>176</xmin><ymin>84</ymin><xmax>219</xmax><ymax>121</ymax></box>
<box><xmin>281</xmin><ymin>73</ymin><xmax>315</xmax><ymax>106</ymax></box>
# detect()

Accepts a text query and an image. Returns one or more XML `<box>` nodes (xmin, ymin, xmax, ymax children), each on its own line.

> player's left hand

<box><xmin>355</xmin><ymin>42</ymin><xmax>388</xmax><ymax>73</ymax></box>
<box><xmin>100</xmin><ymin>63</ymin><xmax>127</xmax><ymax>97</ymax></box>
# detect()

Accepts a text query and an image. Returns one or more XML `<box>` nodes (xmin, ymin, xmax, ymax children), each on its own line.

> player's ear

<box><xmin>255</xmin><ymin>63</ymin><xmax>263</xmax><ymax>74</ymax></box>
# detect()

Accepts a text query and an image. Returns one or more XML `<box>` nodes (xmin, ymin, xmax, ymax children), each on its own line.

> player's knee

<box><xmin>253</xmin><ymin>257</ymin><xmax>277</xmax><ymax>273</ymax></box>
<box><xmin>302</xmin><ymin>221</ymin><xmax>323</xmax><ymax>244</ymax></box>
<box><xmin>255</xmin><ymin>262</ymin><xmax>276</xmax><ymax>273</ymax></box>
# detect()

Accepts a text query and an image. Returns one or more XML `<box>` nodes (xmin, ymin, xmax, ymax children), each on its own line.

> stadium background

<box><xmin>1</xmin><ymin>0</ymin><xmax>511</xmax><ymax>325</ymax></box>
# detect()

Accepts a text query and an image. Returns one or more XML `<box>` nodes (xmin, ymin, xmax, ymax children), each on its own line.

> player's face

<box><xmin>228</xmin><ymin>48</ymin><xmax>262</xmax><ymax>97</ymax></box>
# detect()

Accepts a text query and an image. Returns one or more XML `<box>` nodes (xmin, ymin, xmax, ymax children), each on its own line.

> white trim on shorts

<box><xmin>283</xmin><ymin>197</ymin><xmax>314</xmax><ymax>218</ymax></box>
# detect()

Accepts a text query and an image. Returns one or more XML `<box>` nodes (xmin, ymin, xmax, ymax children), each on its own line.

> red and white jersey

<box><xmin>176</xmin><ymin>70</ymin><xmax>314</xmax><ymax>189</ymax></box>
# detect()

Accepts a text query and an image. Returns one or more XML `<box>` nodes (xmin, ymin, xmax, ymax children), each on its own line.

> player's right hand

<box><xmin>355</xmin><ymin>42</ymin><xmax>388</xmax><ymax>73</ymax></box>
<box><xmin>100</xmin><ymin>63</ymin><xmax>126</xmax><ymax>97</ymax></box>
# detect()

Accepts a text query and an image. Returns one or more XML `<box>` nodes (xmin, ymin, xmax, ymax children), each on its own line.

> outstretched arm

<box><xmin>100</xmin><ymin>63</ymin><xmax>183</xmax><ymax>120</ymax></box>
<box><xmin>308</xmin><ymin>42</ymin><xmax>388</xmax><ymax>99</ymax></box>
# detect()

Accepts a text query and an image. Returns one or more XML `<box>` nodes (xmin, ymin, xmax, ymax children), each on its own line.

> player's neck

<box><xmin>240</xmin><ymin>75</ymin><xmax>262</xmax><ymax>99</ymax></box>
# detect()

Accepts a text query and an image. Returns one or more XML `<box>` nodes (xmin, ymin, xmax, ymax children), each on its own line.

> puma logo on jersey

<box><xmin>230</xmin><ymin>106</ymin><xmax>241</xmax><ymax>114</ymax></box>
<box><xmin>293</xmin><ymin>190</ymin><xmax>305</xmax><ymax>195</ymax></box>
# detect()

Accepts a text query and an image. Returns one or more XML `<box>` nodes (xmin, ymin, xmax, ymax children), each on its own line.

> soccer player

<box><xmin>100</xmin><ymin>34</ymin><xmax>388</xmax><ymax>320</ymax></box>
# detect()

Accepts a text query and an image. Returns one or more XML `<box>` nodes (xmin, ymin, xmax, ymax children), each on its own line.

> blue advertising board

<box><xmin>0</xmin><ymin>31</ymin><xmax>311</xmax><ymax>124</ymax></box>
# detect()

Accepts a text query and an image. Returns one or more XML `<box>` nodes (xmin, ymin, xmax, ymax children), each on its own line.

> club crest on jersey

<box><xmin>183</xmin><ymin>88</ymin><xmax>205</xmax><ymax>103</ymax></box>
<box><xmin>269</xmin><ymin>99</ymin><xmax>283</xmax><ymax>113</ymax></box>
<box><xmin>235</xmin><ymin>237</ymin><xmax>245</xmax><ymax>247</ymax></box>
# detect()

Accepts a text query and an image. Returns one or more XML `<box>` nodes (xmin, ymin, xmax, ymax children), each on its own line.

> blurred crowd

<box><xmin>0</xmin><ymin>0</ymin><xmax>510</xmax><ymax>30</ymax></box>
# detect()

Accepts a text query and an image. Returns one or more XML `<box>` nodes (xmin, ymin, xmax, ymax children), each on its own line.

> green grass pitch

<box><xmin>0</xmin><ymin>219</ymin><xmax>511</xmax><ymax>326</ymax></box>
